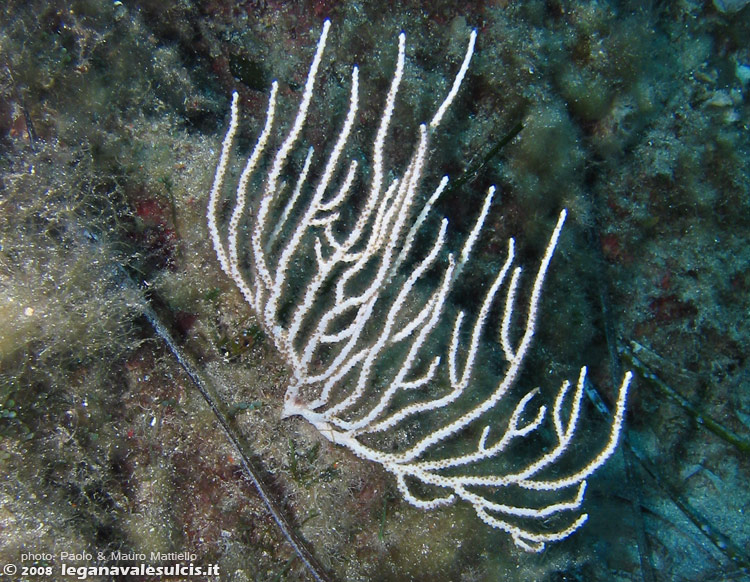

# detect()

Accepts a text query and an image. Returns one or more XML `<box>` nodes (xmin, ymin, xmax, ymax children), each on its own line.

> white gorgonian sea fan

<box><xmin>208</xmin><ymin>20</ymin><xmax>631</xmax><ymax>552</ymax></box>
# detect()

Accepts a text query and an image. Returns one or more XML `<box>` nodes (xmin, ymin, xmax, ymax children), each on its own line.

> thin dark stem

<box><xmin>142</xmin><ymin>302</ymin><xmax>334</xmax><ymax>582</ymax></box>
